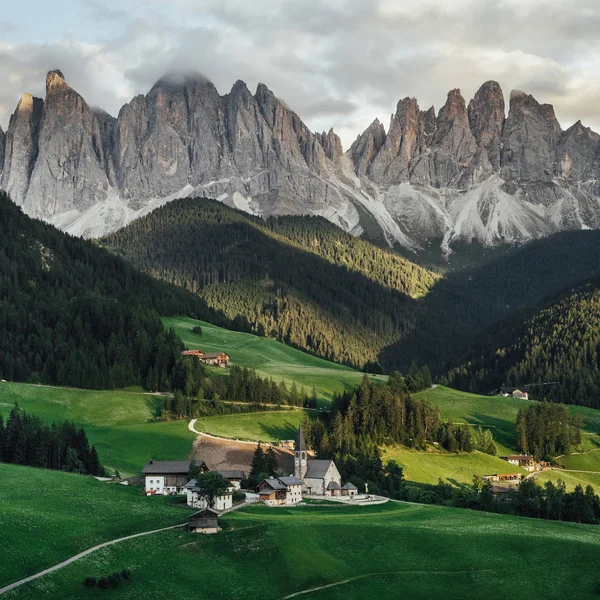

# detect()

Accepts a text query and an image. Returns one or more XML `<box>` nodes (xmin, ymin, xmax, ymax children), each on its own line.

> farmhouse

<box><xmin>142</xmin><ymin>460</ymin><xmax>207</xmax><ymax>495</ymax></box>
<box><xmin>482</xmin><ymin>473</ymin><xmax>522</xmax><ymax>482</ymax></box>
<box><xmin>187</xmin><ymin>508</ymin><xmax>220</xmax><ymax>534</ymax></box>
<box><xmin>257</xmin><ymin>476</ymin><xmax>304</xmax><ymax>506</ymax></box>
<box><xmin>183</xmin><ymin>479</ymin><xmax>233</xmax><ymax>511</ymax></box>
<box><xmin>489</xmin><ymin>484</ymin><xmax>519</xmax><ymax>499</ymax></box>
<box><xmin>294</xmin><ymin>427</ymin><xmax>342</xmax><ymax>495</ymax></box>
<box><xmin>498</xmin><ymin>387</ymin><xmax>529</xmax><ymax>400</ymax></box>
<box><xmin>503</xmin><ymin>455</ymin><xmax>536</xmax><ymax>471</ymax></box>
<box><xmin>181</xmin><ymin>349</ymin><xmax>230</xmax><ymax>367</ymax></box>
<box><xmin>279</xmin><ymin>440</ymin><xmax>295</xmax><ymax>450</ymax></box>
<box><xmin>215</xmin><ymin>470</ymin><xmax>245</xmax><ymax>490</ymax></box>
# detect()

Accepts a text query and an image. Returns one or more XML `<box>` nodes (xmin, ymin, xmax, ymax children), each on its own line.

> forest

<box><xmin>442</xmin><ymin>281</ymin><xmax>600</xmax><ymax>409</ymax></box>
<box><xmin>0</xmin><ymin>192</ymin><xmax>226</xmax><ymax>390</ymax></box>
<box><xmin>0</xmin><ymin>404</ymin><xmax>103</xmax><ymax>475</ymax></box>
<box><xmin>102</xmin><ymin>197</ymin><xmax>438</xmax><ymax>369</ymax></box>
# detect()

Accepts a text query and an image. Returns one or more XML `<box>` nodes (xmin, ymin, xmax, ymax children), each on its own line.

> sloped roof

<box><xmin>142</xmin><ymin>460</ymin><xmax>201</xmax><ymax>475</ymax></box>
<box><xmin>216</xmin><ymin>470</ymin><xmax>245</xmax><ymax>479</ymax></box>
<box><xmin>327</xmin><ymin>481</ymin><xmax>341</xmax><ymax>490</ymax></box>
<box><xmin>259</xmin><ymin>478</ymin><xmax>287</xmax><ymax>490</ymax></box>
<box><xmin>188</xmin><ymin>508</ymin><xmax>219</xmax><ymax>518</ymax></box>
<box><xmin>295</xmin><ymin>426</ymin><xmax>307</xmax><ymax>452</ymax></box>
<box><xmin>305</xmin><ymin>460</ymin><xmax>334</xmax><ymax>479</ymax></box>
<box><xmin>341</xmin><ymin>482</ymin><xmax>357</xmax><ymax>490</ymax></box>
<box><xmin>279</xmin><ymin>476</ymin><xmax>304</xmax><ymax>486</ymax></box>
<box><xmin>202</xmin><ymin>352</ymin><xmax>229</xmax><ymax>359</ymax></box>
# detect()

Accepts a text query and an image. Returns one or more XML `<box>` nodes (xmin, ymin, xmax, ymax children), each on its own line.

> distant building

<box><xmin>215</xmin><ymin>470</ymin><xmax>245</xmax><ymax>490</ymax></box>
<box><xmin>181</xmin><ymin>349</ymin><xmax>230</xmax><ymax>367</ymax></box>
<box><xmin>503</xmin><ymin>455</ymin><xmax>536</xmax><ymax>471</ymax></box>
<box><xmin>279</xmin><ymin>440</ymin><xmax>295</xmax><ymax>450</ymax></box>
<box><xmin>187</xmin><ymin>508</ymin><xmax>220</xmax><ymax>534</ymax></box>
<box><xmin>294</xmin><ymin>427</ymin><xmax>342</xmax><ymax>495</ymax></box>
<box><xmin>142</xmin><ymin>460</ymin><xmax>206</xmax><ymax>495</ymax></box>
<box><xmin>482</xmin><ymin>473</ymin><xmax>522</xmax><ymax>482</ymax></box>
<box><xmin>498</xmin><ymin>387</ymin><xmax>529</xmax><ymax>400</ymax></box>
<box><xmin>489</xmin><ymin>484</ymin><xmax>519</xmax><ymax>499</ymax></box>
<box><xmin>183</xmin><ymin>479</ymin><xmax>233</xmax><ymax>511</ymax></box>
<box><xmin>257</xmin><ymin>476</ymin><xmax>304</xmax><ymax>506</ymax></box>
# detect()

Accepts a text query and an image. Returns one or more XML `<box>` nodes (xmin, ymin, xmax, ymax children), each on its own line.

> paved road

<box><xmin>0</xmin><ymin>523</ymin><xmax>186</xmax><ymax>596</ymax></box>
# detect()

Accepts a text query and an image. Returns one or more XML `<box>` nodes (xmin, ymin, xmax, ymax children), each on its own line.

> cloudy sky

<box><xmin>1</xmin><ymin>0</ymin><xmax>600</xmax><ymax>148</ymax></box>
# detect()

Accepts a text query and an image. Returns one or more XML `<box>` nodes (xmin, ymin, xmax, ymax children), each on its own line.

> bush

<box><xmin>98</xmin><ymin>577</ymin><xmax>110</xmax><ymax>590</ymax></box>
<box><xmin>84</xmin><ymin>576</ymin><xmax>97</xmax><ymax>588</ymax></box>
<box><xmin>108</xmin><ymin>572</ymin><xmax>121</xmax><ymax>588</ymax></box>
<box><xmin>192</xmin><ymin>325</ymin><xmax>203</xmax><ymax>335</ymax></box>
<box><xmin>121</xmin><ymin>568</ymin><xmax>132</xmax><ymax>580</ymax></box>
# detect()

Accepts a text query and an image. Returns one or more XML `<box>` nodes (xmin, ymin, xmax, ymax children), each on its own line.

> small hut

<box><xmin>187</xmin><ymin>508</ymin><xmax>220</xmax><ymax>534</ymax></box>
<box><xmin>341</xmin><ymin>482</ymin><xmax>358</xmax><ymax>497</ymax></box>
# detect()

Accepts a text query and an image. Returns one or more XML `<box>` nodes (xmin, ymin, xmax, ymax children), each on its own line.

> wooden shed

<box><xmin>187</xmin><ymin>508</ymin><xmax>220</xmax><ymax>534</ymax></box>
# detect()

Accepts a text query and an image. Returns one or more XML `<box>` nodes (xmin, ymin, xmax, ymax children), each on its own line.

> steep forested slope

<box><xmin>102</xmin><ymin>197</ymin><xmax>439</xmax><ymax>368</ymax></box>
<box><xmin>442</xmin><ymin>281</ymin><xmax>600</xmax><ymax>408</ymax></box>
<box><xmin>383</xmin><ymin>230</ymin><xmax>600</xmax><ymax>373</ymax></box>
<box><xmin>0</xmin><ymin>192</ymin><xmax>221</xmax><ymax>388</ymax></box>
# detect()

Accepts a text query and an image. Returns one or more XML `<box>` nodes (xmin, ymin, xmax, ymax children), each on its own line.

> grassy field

<box><xmin>0</xmin><ymin>383</ymin><xmax>195</xmax><ymax>477</ymax></box>
<box><xmin>417</xmin><ymin>386</ymin><xmax>600</xmax><ymax>455</ymax></box>
<box><xmin>0</xmin><ymin>463</ymin><xmax>185</xmax><ymax>589</ymax></box>
<box><xmin>194</xmin><ymin>410</ymin><xmax>313</xmax><ymax>442</ymax></box>
<box><xmin>533</xmin><ymin>468</ymin><xmax>600</xmax><ymax>492</ymax></box>
<box><xmin>381</xmin><ymin>446</ymin><xmax>526</xmax><ymax>486</ymax></box>
<box><xmin>163</xmin><ymin>316</ymin><xmax>387</xmax><ymax>403</ymax></box>
<box><xmin>6</xmin><ymin>500</ymin><xmax>600</xmax><ymax>599</ymax></box>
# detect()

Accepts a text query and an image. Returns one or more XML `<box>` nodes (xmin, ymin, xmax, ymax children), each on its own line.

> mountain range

<box><xmin>2</xmin><ymin>70</ymin><xmax>600</xmax><ymax>252</ymax></box>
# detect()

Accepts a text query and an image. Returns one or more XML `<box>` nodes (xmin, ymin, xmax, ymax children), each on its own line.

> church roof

<box><xmin>305</xmin><ymin>459</ymin><xmax>334</xmax><ymax>479</ymax></box>
<box><xmin>327</xmin><ymin>481</ymin><xmax>341</xmax><ymax>490</ymax></box>
<box><xmin>295</xmin><ymin>426</ymin><xmax>307</xmax><ymax>452</ymax></box>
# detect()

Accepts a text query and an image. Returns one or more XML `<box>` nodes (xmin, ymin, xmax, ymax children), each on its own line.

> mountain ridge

<box><xmin>2</xmin><ymin>70</ymin><xmax>600</xmax><ymax>252</ymax></box>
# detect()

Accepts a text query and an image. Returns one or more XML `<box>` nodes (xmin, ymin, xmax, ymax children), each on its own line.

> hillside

<box><xmin>6</xmin><ymin>500</ymin><xmax>600</xmax><ymax>599</ymax></box>
<box><xmin>0</xmin><ymin>463</ymin><xmax>184</xmax><ymax>588</ymax></box>
<box><xmin>164</xmin><ymin>316</ymin><xmax>387</xmax><ymax>402</ymax></box>
<box><xmin>0</xmin><ymin>192</ymin><xmax>223</xmax><ymax>390</ymax></box>
<box><xmin>442</xmin><ymin>280</ymin><xmax>600</xmax><ymax>409</ymax></box>
<box><xmin>103</xmin><ymin>198</ymin><xmax>439</xmax><ymax>369</ymax></box>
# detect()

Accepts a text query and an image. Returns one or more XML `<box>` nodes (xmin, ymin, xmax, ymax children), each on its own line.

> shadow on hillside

<box><xmin>471</xmin><ymin>413</ymin><xmax>517</xmax><ymax>452</ymax></box>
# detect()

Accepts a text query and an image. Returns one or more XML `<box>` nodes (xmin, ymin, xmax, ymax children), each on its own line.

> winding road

<box><xmin>0</xmin><ymin>523</ymin><xmax>186</xmax><ymax>596</ymax></box>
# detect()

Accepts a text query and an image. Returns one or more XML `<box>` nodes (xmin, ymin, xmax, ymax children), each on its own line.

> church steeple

<box><xmin>294</xmin><ymin>426</ymin><xmax>308</xmax><ymax>479</ymax></box>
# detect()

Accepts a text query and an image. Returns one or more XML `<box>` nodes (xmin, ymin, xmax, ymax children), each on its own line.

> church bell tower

<box><xmin>294</xmin><ymin>426</ymin><xmax>308</xmax><ymax>480</ymax></box>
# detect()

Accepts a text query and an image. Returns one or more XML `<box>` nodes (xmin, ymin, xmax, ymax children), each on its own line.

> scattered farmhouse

<box><xmin>181</xmin><ymin>349</ymin><xmax>230</xmax><ymax>368</ymax></box>
<box><xmin>187</xmin><ymin>508</ymin><xmax>220</xmax><ymax>534</ymax></box>
<box><xmin>279</xmin><ymin>439</ymin><xmax>295</xmax><ymax>450</ymax></box>
<box><xmin>496</xmin><ymin>387</ymin><xmax>529</xmax><ymax>400</ymax></box>
<box><xmin>489</xmin><ymin>484</ymin><xmax>519</xmax><ymax>499</ymax></box>
<box><xmin>294</xmin><ymin>427</ymin><xmax>343</xmax><ymax>496</ymax></box>
<box><xmin>183</xmin><ymin>479</ymin><xmax>233</xmax><ymax>511</ymax></box>
<box><xmin>215</xmin><ymin>470</ymin><xmax>245</xmax><ymax>490</ymax></box>
<box><xmin>257</xmin><ymin>476</ymin><xmax>304</xmax><ymax>506</ymax></box>
<box><xmin>142</xmin><ymin>460</ymin><xmax>207</xmax><ymax>495</ymax></box>
<box><xmin>503</xmin><ymin>455</ymin><xmax>536</xmax><ymax>471</ymax></box>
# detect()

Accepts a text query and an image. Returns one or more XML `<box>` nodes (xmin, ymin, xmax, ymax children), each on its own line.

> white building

<box><xmin>294</xmin><ymin>427</ymin><xmax>342</xmax><ymax>496</ymax></box>
<box><xmin>215</xmin><ymin>470</ymin><xmax>245</xmax><ymax>490</ymax></box>
<box><xmin>184</xmin><ymin>479</ymin><xmax>233</xmax><ymax>511</ymax></box>
<box><xmin>257</xmin><ymin>476</ymin><xmax>304</xmax><ymax>506</ymax></box>
<box><xmin>142</xmin><ymin>460</ymin><xmax>206</xmax><ymax>495</ymax></box>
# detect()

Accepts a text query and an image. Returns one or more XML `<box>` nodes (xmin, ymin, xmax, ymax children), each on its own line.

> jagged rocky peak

<box><xmin>555</xmin><ymin>120</ymin><xmax>600</xmax><ymax>182</ymax></box>
<box><xmin>349</xmin><ymin>118</ymin><xmax>387</xmax><ymax>177</ymax></box>
<box><xmin>46</xmin><ymin>69</ymin><xmax>67</xmax><ymax>91</ymax></box>
<box><xmin>319</xmin><ymin>128</ymin><xmax>343</xmax><ymax>162</ymax></box>
<box><xmin>468</xmin><ymin>81</ymin><xmax>505</xmax><ymax>170</ymax></box>
<box><xmin>501</xmin><ymin>89</ymin><xmax>563</xmax><ymax>182</ymax></box>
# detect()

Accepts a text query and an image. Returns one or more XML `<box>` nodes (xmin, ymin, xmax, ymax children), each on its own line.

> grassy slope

<box><xmin>164</xmin><ymin>316</ymin><xmax>387</xmax><ymax>403</ymax></box>
<box><xmin>0</xmin><ymin>383</ymin><xmax>194</xmax><ymax>477</ymax></box>
<box><xmin>0</xmin><ymin>464</ymin><xmax>185</xmax><ymax>588</ymax></box>
<box><xmin>195</xmin><ymin>410</ymin><xmax>314</xmax><ymax>442</ymax></box>
<box><xmin>7</xmin><ymin>501</ymin><xmax>600</xmax><ymax>600</ymax></box>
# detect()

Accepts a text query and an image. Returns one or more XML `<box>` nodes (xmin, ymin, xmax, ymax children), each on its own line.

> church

<box><xmin>294</xmin><ymin>426</ymin><xmax>342</xmax><ymax>496</ymax></box>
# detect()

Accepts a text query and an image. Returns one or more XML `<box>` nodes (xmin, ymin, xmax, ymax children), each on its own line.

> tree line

<box><xmin>516</xmin><ymin>403</ymin><xmax>582</xmax><ymax>460</ymax></box>
<box><xmin>0</xmin><ymin>403</ymin><xmax>103</xmax><ymax>475</ymax></box>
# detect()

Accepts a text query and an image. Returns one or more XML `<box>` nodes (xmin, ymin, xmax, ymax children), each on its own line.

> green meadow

<box><xmin>0</xmin><ymin>463</ymin><xmax>184</xmax><ymax>589</ymax></box>
<box><xmin>163</xmin><ymin>316</ymin><xmax>387</xmax><ymax>403</ymax></box>
<box><xmin>0</xmin><ymin>383</ymin><xmax>195</xmax><ymax>477</ymax></box>
<box><xmin>5</xmin><ymin>500</ymin><xmax>600</xmax><ymax>600</ymax></box>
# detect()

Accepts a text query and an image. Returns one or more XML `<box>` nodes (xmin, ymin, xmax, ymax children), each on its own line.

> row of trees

<box><xmin>404</xmin><ymin>476</ymin><xmax>600</xmax><ymax>525</ymax></box>
<box><xmin>159</xmin><ymin>361</ymin><xmax>319</xmax><ymax>419</ymax></box>
<box><xmin>0</xmin><ymin>404</ymin><xmax>103</xmax><ymax>475</ymax></box>
<box><xmin>516</xmin><ymin>403</ymin><xmax>582</xmax><ymax>459</ymax></box>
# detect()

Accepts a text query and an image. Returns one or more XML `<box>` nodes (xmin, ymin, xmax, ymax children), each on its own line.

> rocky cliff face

<box><xmin>4</xmin><ymin>70</ymin><xmax>600</xmax><ymax>252</ymax></box>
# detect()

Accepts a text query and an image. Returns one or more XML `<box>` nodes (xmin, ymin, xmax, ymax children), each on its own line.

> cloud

<box><xmin>1</xmin><ymin>0</ymin><xmax>600</xmax><ymax>148</ymax></box>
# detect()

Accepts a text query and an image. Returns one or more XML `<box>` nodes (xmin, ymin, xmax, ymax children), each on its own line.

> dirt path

<box><xmin>0</xmin><ymin>524</ymin><xmax>186</xmax><ymax>596</ymax></box>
